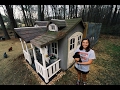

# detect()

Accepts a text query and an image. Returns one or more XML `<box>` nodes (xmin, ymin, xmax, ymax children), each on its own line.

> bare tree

<box><xmin>110</xmin><ymin>5</ymin><xmax>117</xmax><ymax>25</ymax></box>
<box><xmin>38</xmin><ymin>5</ymin><xmax>44</xmax><ymax>21</ymax></box>
<box><xmin>21</xmin><ymin>5</ymin><xmax>29</xmax><ymax>26</ymax></box>
<box><xmin>63</xmin><ymin>5</ymin><xmax>66</xmax><ymax>19</ymax></box>
<box><xmin>5</xmin><ymin>5</ymin><xmax>18</xmax><ymax>38</ymax></box>
<box><xmin>0</xmin><ymin>12</ymin><xmax>10</xmax><ymax>39</ymax></box>
<box><xmin>38</xmin><ymin>5</ymin><xmax>41</xmax><ymax>21</ymax></box>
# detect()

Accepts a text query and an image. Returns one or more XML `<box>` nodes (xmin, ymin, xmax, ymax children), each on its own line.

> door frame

<box><xmin>67</xmin><ymin>32</ymin><xmax>83</xmax><ymax>68</ymax></box>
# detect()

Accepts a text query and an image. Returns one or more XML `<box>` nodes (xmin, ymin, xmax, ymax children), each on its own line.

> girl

<box><xmin>74</xmin><ymin>38</ymin><xmax>96</xmax><ymax>85</ymax></box>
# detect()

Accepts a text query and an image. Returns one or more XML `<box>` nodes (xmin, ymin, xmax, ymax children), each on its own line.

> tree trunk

<box><xmin>5</xmin><ymin>5</ymin><xmax>18</xmax><ymax>38</ymax></box>
<box><xmin>0</xmin><ymin>12</ymin><xmax>10</xmax><ymax>40</ymax></box>
<box><xmin>21</xmin><ymin>5</ymin><xmax>29</xmax><ymax>26</ymax></box>
<box><xmin>63</xmin><ymin>5</ymin><xmax>66</xmax><ymax>19</ymax></box>
<box><xmin>75</xmin><ymin>5</ymin><xmax>78</xmax><ymax>18</ymax></box>
<box><xmin>41</xmin><ymin>5</ymin><xmax>44</xmax><ymax>21</ymax></box>
<box><xmin>38</xmin><ymin>5</ymin><xmax>41</xmax><ymax>21</ymax></box>
<box><xmin>111</xmin><ymin>5</ymin><xmax>117</xmax><ymax>25</ymax></box>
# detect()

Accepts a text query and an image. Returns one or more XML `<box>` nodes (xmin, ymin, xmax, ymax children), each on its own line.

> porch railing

<box><xmin>23</xmin><ymin>50</ymin><xmax>32</xmax><ymax>65</ymax></box>
<box><xmin>23</xmin><ymin>49</ymin><xmax>61</xmax><ymax>83</ymax></box>
<box><xmin>34</xmin><ymin>59</ymin><xmax>61</xmax><ymax>83</ymax></box>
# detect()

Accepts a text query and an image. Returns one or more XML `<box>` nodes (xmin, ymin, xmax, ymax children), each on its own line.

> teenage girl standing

<box><xmin>74</xmin><ymin>38</ymin><xmax>96</xmax><ymax>85</ymax></box>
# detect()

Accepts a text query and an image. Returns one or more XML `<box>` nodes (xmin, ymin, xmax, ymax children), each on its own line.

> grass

<box><xmin>54</xmin><ymin>34</ymin><xmax>120</xmax><ymax>85</ymax></box>
<box><xmin>0</xmin><ymin>38</ymin><xmax>42</xmax><ymax>85</ymax></box>
<box><xmin>0</xmin><ymin>33</ymin><xmax>120</xmax><ymax>85</ymax></box>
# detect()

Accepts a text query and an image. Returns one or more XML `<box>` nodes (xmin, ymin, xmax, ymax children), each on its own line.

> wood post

<box><xmin>19</xmin><ymin>38</ymin><xmax>24</xmax><ymax>51</ymax></box>
<box><xmin>39</xmin><ymin>47</ymin><xmax>46</xmax><ymax>68</ymax></box>
<box><xmin>31</xmin><ymin>44</ymin><xmax>37</xmax><ymax>60</ymax></box>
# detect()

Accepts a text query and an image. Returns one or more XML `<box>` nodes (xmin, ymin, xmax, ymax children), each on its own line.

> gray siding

<box><xmin>58</xmin><ymin>23</ymin><xmax>84</xmax><ymax>70</ymax></box>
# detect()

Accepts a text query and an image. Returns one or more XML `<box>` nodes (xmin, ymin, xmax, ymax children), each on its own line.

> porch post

<box><xmin>31</xmin><ymin>44</ymin><xmax>37</xmax><ymax>60</ymax></box>
<box><xmin>24</xmin><ymin>41</ymin><xmax>32</xmax><ymax>64</ymax></box>
<box><xmin>39</xmin><ymin>47</ymin><xmax>49</xmax><ymax>83</ymax></box>
<box><xmin>39</xmin><ymin>48</ymin><xmax>49</xmax><ymax>83</ymax></box>
<box><xmin>39</xmin><ymin>47</ymin><xmax>46</xmax><ymax>68</ymax></box>
<box><xmin>24</xmin><ymin>41</ymin><xmax>29</xmax><ymax>52</ymax></box>
<box><xmin>19</xmin><ymin>38</ymin><xmax>24</xmax><ymax>51</ymax></box>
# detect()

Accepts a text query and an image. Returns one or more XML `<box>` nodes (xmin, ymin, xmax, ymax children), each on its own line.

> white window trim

<box><xmin>50</xmin><ymin>41</ymin><xmax>58</xmax><ymax>58</ymax></box>
<box><xmin>48</xmin><ymin>23</ymin><xmax>58</xmax><ymax>31</ymax></box>
<box><xmin>70</xmin><ymin>38</ymin><xmax>75</xmax><ymax>51</ymax></box>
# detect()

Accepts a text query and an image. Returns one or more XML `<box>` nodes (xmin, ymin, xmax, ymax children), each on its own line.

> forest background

<box><xmin>0</xmin><ymin>5</ymin><xmax>120</xmax><ymax>39</ymax></box>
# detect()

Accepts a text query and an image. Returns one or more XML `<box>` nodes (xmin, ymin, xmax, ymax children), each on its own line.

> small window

<box><xmin>70</xmin><ymin>38</ymin><xmax>75</xmax><ymax>50</ymax></box>
<box><xmin>51</xmin><ymin>25</ymin><xmax>55</xmax><ymax>30</ymax></box>
<box><xmin>51</xmin><ymin>42</ymin><xmax>57</xmax><ymax>54</ymax></box>
<box><xmin>77</xmin><ymin>36</ymin><xmax>81</xmax><ymax>45</ymax></box>
<box><xmin>49</xmin><ymin>23</ymin><xmax>58</xmax><ymax>31</ymax></box>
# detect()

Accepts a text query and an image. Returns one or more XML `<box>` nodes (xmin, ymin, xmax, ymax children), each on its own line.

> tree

<box><xmin>111</xmin><ymin>5</ymin><xmax>118</xmax><ymax>25</ymax></box>
<box><xmin>0</xmin><ymin>12</ymin><xmax>10</xmax><ymax>39</ymax></box>
<box><xmin>5</xmin><ymin>5</ymin><xmax>18</xmax><ymax>38</ymax></box>
<box><xmin>21</xmin><ymin>5</ymin><xmax>29</xmax><ymax>27</ymax></box>
<box><xmin>38</xmin><ymin>5</ymin><xmax>41</xmax><ymax>21</ymax></box>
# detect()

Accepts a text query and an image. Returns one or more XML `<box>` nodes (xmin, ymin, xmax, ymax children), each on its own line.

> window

<box><xmin>70</xmin><ymin>38</ymin><xmax>75</xmax><ymax>50</ymax></box>
<box><xmin>51</xmin><ymin>25</ymin><xmax>55</xmax><ymax>30</ymax></box>
<box><xmin>51</xmin><ymin>42</ymin><xmax>57</xmax><ymax>54</ymax></box>
<box><xmin>49</xmin><ymin>23</ymin><xmax>58</xmax><ymax>31</ymax></box>
<box><xmin>77</xmin><ymin>36</ymin><xmax>81</xmax><ymax>45</ymax></box>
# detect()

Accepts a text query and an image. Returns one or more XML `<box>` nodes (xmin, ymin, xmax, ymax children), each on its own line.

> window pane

<box><xmin>52</xmin><ymin>43</ymin><xmax>54</xmax><ymax>47</ymax></box>
<box><xmin>73</xmin><ymin>43</ymin><xmax>74</xmax><ymax>48</ymax></box>
<box><xmin>52</xmin><ymin>48</ymin><xmax>54</xmax><ymax>53</ymax></box>
<box><xmin>52</xmin><ymin>25</ymin><xmax>55</xmax><ymax>29</ymax></box>
<box><xmin>70</xmin><ymin>45</ymin><xmax>72</xmax><ymax>50</ymax></box>
<box><xmin>55</xmin><ymin>43</ymin><xmax>57</xmax><ymax>48</ymax></box>
<box><xmin>70</xmin><ymin>39</ymin><xmax>72</xmax><ymax>44</ymax></box>
<box><xmin>73</xmin><ymin>38</ymin><xmax>75</xmax><ymax>43</ymax></box>
<box><xmin>55</xmin><ymin>49</ymin><xmax>57</xmax><ymax>54</ymax></box>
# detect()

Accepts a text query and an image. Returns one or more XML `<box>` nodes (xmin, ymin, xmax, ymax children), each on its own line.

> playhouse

<box><xmin>14</xmin><ymin>18</ymin><xmax>102</xmax><ymax>83</ymax></box>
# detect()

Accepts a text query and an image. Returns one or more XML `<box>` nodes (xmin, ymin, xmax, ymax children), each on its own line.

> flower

<box><xmin>50</xmin><ymin>54</ymin><xmax>56</xmax><ymax>59</ymax></box>
<box><xmin>46</xmin><ymin>54</ymin><xmax>49</xmax><ymax>57</ymax></box>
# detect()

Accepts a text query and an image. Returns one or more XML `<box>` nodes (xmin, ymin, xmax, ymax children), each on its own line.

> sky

<box><xmin>0</xmin><ymin>5</ymin><xmax>22</xmax><ymax>19</ymax></box>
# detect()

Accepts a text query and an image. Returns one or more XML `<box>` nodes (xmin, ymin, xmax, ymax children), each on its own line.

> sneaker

<box><xmin>83</xmin><ymin>82</ymin><xmax>87</xmax><ymax>85</ymax></box>
<box><xmin>76</xmin><ymin>81</ymin><xmax>80</xmax><ymax>85</ymax></box>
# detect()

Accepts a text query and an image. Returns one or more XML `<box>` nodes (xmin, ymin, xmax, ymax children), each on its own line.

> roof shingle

<box><xmin>30</xmin><ymin>18</ymin><xmax>85</xmax><ymax>47</ymax></box>
<box><xmin>14</xmin><ymin>27</ymin><xmax>47</xmax><ymax>43</ymax></box>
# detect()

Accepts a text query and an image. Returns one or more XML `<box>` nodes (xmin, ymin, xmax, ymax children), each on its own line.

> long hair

<box><xmin>79</xmin><ymin>38</ymin><xmax>91</xmax><ymax>52</ymax></box>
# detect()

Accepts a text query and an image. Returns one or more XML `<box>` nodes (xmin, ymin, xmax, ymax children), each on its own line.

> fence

<box><xmin>86</xmin><ymin>22</ymin><xmax>102</xmax><ymax>48</ymax></box>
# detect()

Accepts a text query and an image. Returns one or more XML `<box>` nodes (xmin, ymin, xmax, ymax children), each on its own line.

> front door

<box><xmin>67</xmin><ymin>32</ymin><xmax>83</xmax><ymax>68</ymax></box>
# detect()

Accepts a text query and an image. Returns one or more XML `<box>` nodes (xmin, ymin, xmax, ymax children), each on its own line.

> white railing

<box><xmin>23</xmin><ymin>49</ymin><xmax>61</xmax><ymax>83</ymax></box>
<box><xmin>23</xmin><ymin>50</ymin><xmax>32</xmax><ymax>65</ymax></box>
<box><xmin>34</xmin><ymin>59</ymin><xmax>61</xmax><ymax>83</ymax></box>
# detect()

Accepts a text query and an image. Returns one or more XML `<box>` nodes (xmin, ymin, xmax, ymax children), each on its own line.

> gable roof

<box><xmin>30</xmin><ymin>18</ymin><xmax>85</xmax><ymax>48</ymax></box>
<box><xmin>14</xmin><ymin>26</ymin><xmax>47</xmax><ymax>43</ymax></box>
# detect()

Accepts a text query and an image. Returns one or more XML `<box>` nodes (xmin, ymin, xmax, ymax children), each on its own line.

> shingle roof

<box><xmin>14</xmin><ymin>27</ymin><xmax>47</xmax><ymax>43</ymax></box>
<box><xmin>30</xmin><ymin>18</ymin><xmax>85</xmax><ymax>48</ymax></box>
<box><xmin>47</xmin><ymin>19</ymin><xmax>66</xmax><ymax>27</ymax></box>
<box><xmin>34</xmin><ymin>21</ymin><xmax>49</xmax><ymax>26</ymax></box>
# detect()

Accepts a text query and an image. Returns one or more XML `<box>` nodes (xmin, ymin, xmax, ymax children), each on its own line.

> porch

<box><xmin>19</xmin><ymin>38</ymin><xmax>61</xmax><ymax>83</ymax></box>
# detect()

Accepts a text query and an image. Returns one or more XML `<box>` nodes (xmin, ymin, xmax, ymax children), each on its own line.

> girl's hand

<box><xmin>74</xmin><ymin>58</ymin><xmax>80</xmax><ymax>62</ymax></box>
<box><xmin>77</xmin><ymin>62</ymin><xmax>81</xmax><ymax>64</ymax></box>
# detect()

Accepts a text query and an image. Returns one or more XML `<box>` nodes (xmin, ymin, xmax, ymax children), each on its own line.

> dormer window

<box><xmin>48</xmin><ymin>23</ymin><xmax>58</xmax><ymax>31</ymax></box>
<box><xmin>51</xmin><ymin>25</ymin><xmax>55</xmax><ymax>30</ymax></box>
